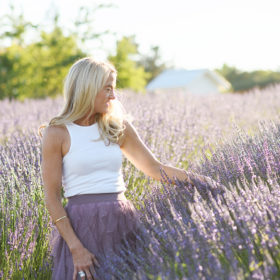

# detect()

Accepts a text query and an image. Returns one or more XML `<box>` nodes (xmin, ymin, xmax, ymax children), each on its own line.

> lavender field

<box><xmin>1</xmin><ymin>85</ymin><xmax>280</xmax><ymax>279</ymax></box>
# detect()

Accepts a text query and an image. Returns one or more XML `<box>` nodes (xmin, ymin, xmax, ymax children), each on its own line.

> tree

<box><xmin>0</xmin><ymin>12</ymin><xmax>85</xmax><ymax>100</ymax></box>
<box><xmin>73</xmin><ymin>4</ymin><xmax>117</xmax><ymax>47</ymax></box>
<box><xmin>22</xmin><ymin>26</ymin><xmax>85</xmax><ymax>99</ymax></box>
<box><xmin>0</xmin><ymin>44</ymin><xmax>25</xmax><ymax>100</ymax></box>
<box><xmin>215</xmin><ymin>64</ymin><xmax>280</xmax><ymax>93</ymax></box>
<box><xmin>137</xmin><ymin>45</ymin><xmax>169</xmax><ymax>83</ymax></box>
<box><xmin>0</xmin><ymin>4</ymin><xmax>38</xmax><ymax>47</ymax></box>
<box><xmin>108</xmin><ymin>35</ymin><xmax>151</xmax><ymax>92</ymax></box>
<box><xmin>0</xmin><ymin>4</ymin><xmax>116</xmax><ymax>100</ymax></box>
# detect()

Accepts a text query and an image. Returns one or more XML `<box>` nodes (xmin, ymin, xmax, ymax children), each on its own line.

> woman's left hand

<box><xmin>187</xmin><ymin>172</ymin><xmax>224</xmax><ymax>190</ymax></box>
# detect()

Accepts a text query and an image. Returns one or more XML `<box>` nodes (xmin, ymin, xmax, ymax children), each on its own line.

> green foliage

<box><xmin>0</xmin><ymin>4</ymin><xmax>119</xmax><ymax>100</ymax></box>
<box><xmin>0</xmin><ymin>26</ymin><xmax>85</xmax><ymax>100</ymax></box>
<box><xmin>137</xmin><ymin>45</ymin><xmax>170</xmax><ymax>83</ymax></box>
<box><xmin>73</xmin><ymin>4</ymin><xmax>116</xmax><ymax>45</ymax></box>
<box><xmin>0</xmin><ymin>44</ymin><xmax>25</xmax><ymax>99</ymax></box>
<box><xmin>0</xmin><ymin>4</ymin><xmax>37</xmax><ymax>47</ymax></box>
<box><xmin>0</xmin><ymin>4</ymin><xmax>168</xmax><ymax>99</ymax></box>
<box><xmin>108</xmin><ymin>36</ymin><xmax>151</xmax><ymax>93</ymax></box>
<box><xmin>216</xmin><ymin>64</ymin><xmax>280</xmax><ymax>93</ymax></box>
<box><xmin>24</xmin><ymin>26</ymin><xmax>85</xmax><ymax>99</ymax></box>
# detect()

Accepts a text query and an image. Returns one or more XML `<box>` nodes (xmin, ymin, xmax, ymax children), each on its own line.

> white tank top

<box><xmin>62</xmin><ymin>122</ymin><xmax>126</xmax><ymax>197</ymax></box>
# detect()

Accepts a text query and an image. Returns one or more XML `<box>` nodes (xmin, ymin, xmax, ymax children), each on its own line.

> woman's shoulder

<box><xmin>117</xmin><ymin>119</ymin><xmax>137</xmax><ymax>146</ymax></box>
<box><xmin>42</xmin><ymin>123</ymin><xmax>67</xmax><ymax>134</ymax></box>
<box><xmin>41</xmin><ymin>124</ymin><xmax>68</xmax><ymax>144</ymax></box>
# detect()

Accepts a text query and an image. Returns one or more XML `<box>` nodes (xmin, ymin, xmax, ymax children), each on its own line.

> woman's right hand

<box><xmin>71</xmin><ymin>245</ymin><xmax>101</xmax><ymax>280</ymax></box>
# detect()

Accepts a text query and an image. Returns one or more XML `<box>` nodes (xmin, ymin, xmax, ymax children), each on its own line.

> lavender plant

<box><xmin>0</xmin><ymin>84</ymin><xmax>280</xmax><ymax>279</ymax></box>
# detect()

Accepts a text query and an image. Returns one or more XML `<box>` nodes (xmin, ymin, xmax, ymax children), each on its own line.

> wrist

<box><xmin>69</xmin><ymin>240</ymin><xmax>84</xmax><ymax>253</ymax></box>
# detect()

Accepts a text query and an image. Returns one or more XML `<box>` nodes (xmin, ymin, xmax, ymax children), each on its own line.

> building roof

<box><xmin>146</xmin><ymin>68</ymin><xmax>231</xmax><ymax>90</ymax></box>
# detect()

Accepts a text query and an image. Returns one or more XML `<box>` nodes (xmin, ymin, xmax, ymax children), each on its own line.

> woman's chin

<box><xmin>102</xmin><ymin>108</ymin><xmax>109</xmax><ymax>114</ymax></box>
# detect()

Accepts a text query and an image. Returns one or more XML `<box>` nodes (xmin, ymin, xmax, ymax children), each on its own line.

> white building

<box><xmin>146</xmin><ymin>68</ymin><xmax>232</xmax><ymax>95</ymax></box>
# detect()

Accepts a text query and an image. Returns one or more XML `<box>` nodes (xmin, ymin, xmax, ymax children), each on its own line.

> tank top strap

<box><xmin>64</xmin><ymin>123</ymin><xmax>84</xmax><ymax>156</ymax></box>
<box><xmin>64</xmin><ymin>123</ymin><xmax>74</xmax><ymax>139</ymax></box>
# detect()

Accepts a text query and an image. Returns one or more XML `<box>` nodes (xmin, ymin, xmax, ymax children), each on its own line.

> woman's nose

<box><xmin>109</xmin><ymin>90</ymin><xmax>116</xmax><ymax>99</ymax></box>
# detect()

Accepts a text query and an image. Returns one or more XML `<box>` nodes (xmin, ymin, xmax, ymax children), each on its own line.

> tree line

<box><xmin>215</xmin><ymin>64</ymin><xmax>280</xmax><ymax>93</ymax></box>
<box><xmin>0</xmin><ymin>4</ymin><xmax>279</xmax><ymax>100</ymax></box>
<box><xmin>0</xmin><ymin>4</ymin><xmax>168</xmax><ymax>100</ymax></box>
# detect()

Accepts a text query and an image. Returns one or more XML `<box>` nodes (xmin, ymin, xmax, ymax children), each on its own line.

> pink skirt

<box><xmin>49</xmin><ymin>191</ymin><xmax>142</xmax><ymax>280</ymax></box>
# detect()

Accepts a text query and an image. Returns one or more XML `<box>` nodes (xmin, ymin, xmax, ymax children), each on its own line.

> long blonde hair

<box><xmin>38</xmin><ymin>57</ymin><xmax>130</xmax><ymax>145</ymax></box>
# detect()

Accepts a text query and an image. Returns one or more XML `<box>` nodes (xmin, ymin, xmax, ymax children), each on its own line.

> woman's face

<box><xmin>94</xmin><ymin>72</ymin><xmax>116</xmax><ymax>114</ymax></box>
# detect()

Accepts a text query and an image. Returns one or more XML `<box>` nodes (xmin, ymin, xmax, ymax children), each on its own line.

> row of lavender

<box><xmin>0</xmin><ymin>85</ymin><xmax>280</xmax><ymax>279</ymax></box>
<box><xmin>104</xmin><ymin>86</ymin><xmax>280</xmax><ymax>279</ymax></box>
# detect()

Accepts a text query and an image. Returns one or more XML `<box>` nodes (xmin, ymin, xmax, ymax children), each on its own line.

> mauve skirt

<box><xmin>49</xmin><ymin>191</ymin><xmax>142</xmax><ymax>280</ymax></box>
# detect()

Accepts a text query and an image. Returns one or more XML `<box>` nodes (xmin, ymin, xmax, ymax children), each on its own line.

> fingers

<box><xmin>73</xmin><ymin>260</ymin><xmax>99</xmax><ymax>280</ymax></box>
<box><xmin>84</xmin><ymin>264</ymin><xmax>98</xmax><ymax>280</ymax></box>
<box><xmin>73</xmin><ymin>267</ymin><xmax>77</xmax><ymax>280</ymax></box>
<box><xmin>71</xmin><ymin>246</ymin><xmax>103</xmax><ymax>280</ymax></box>
<box><xmin>91</xmin><ymin>254</ymin><xmax>101</xmax><ymax>268</ymax></box>
<box><xmin>74</xmin><ymin>268</ymin><xmax>86</xmax><ymax>280</ymax></box>
<box><xmin>74</xmin><ymin>268</ymin><xmax>93</xmax><ymax>280</ymax></box>
<box><xmin>89</xmin><ymin>265</ymin><xmax>97</xmax><ymax>279</ymax></box>
<box><xmin>85</xmin><ymin>268</ymin><xmax>93</xmax><ymax>280</ymax></box>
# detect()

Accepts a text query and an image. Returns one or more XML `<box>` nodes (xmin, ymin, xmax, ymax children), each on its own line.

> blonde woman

<box><xmin>39</xmin><ymin>57</ymin><xmax>217</xmax><ymax>280</ymax></box>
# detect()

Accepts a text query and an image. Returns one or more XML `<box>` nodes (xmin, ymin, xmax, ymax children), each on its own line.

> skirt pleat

<box><xmin>49</xmin><ymin>191</ymin><xmax>142</xmax><ymax>280</ymax></box>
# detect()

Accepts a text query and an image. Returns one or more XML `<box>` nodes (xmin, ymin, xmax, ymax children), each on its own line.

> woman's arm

<box><xmin>41</xmin><ymin>125</ymin><xmax>83</xmax><ymax>252</ymax></box>
<box><xmin>41</xmin><ymin>126</ymin><xmax>101</xmax><ymax>279</ymax></box>
<box><xmin>120</xmin><ymin>120</ymin><xmax>195</xmax><ymax>185</ymax></box>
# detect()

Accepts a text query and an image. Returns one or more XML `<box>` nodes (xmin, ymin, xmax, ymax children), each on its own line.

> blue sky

<box><xmin>2</xmin><ymin>0</ymin><xmax>280</xmax><ymax>72</ymax></box>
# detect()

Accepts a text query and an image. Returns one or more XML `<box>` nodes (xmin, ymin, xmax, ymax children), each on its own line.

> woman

<box><xmin>39</xmin><ymin>57</ymin><xmax>215</xmax><ymax>280</ymax></box>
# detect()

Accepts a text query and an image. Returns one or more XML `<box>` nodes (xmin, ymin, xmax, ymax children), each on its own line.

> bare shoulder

<box><xmin>41</xmin><ymin>124</ymin><xmax>67</xmax><ymax>151</ymax></box>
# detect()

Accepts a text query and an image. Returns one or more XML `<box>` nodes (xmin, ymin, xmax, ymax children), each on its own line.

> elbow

<box><xmin>44</xmin><ymin>192</ymin><xmax>61</xmax><ymax>208</ymax></box>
